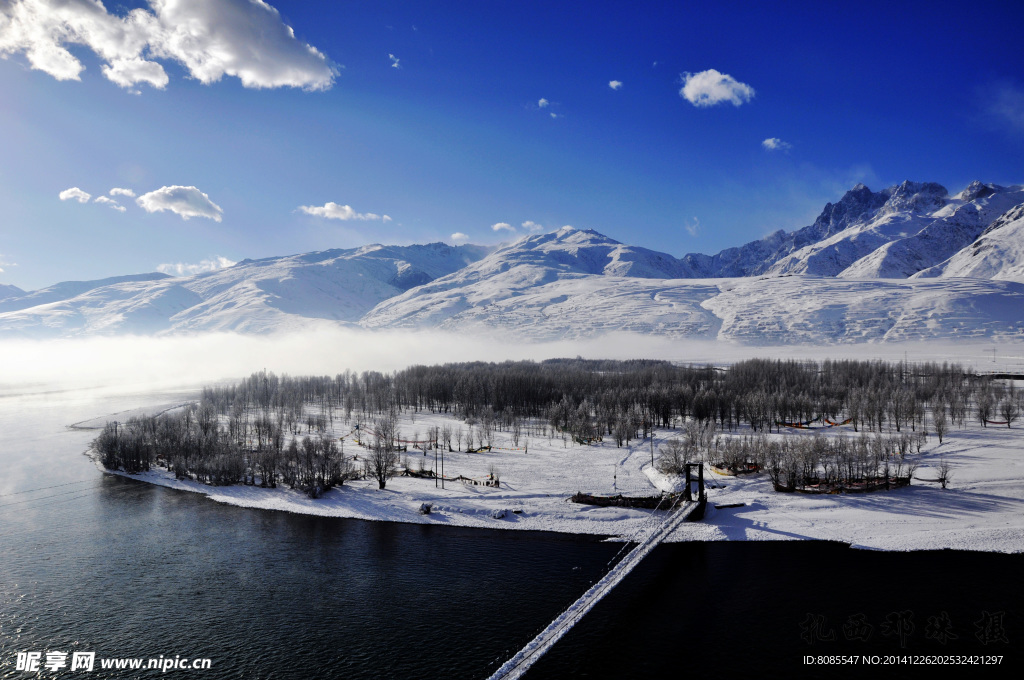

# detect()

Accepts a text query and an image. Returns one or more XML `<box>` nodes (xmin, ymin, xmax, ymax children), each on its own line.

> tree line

<box><xmin>94</xmin><ymin>357</ymin><xmax>1020</xmax><ymax>495</ymax></box>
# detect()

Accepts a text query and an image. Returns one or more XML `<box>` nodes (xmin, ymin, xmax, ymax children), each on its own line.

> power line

<box><xmin>0</xmin><ymin>478</ymin><xmax>93</xmax><ymax>498</ymax></box>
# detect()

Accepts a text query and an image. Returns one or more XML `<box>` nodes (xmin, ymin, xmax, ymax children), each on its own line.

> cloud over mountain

<box><xmin>299</xmin><ymin>202</ymin><xmax>391</xmax><ymax>222</ymax></box>
<box><xmin>136</xmin><ymin>185</ymin><xmax>223</xmax><ymax>221</ymax></box>
<box><xmin>157</xmin><ymin>256</ymin><xmax>236</xmax><ymax>277</ymax></box>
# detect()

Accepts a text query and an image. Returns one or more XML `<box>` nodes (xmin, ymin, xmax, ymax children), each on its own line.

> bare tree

<box><xmin>936</xmin><ymin>458</ymin><xmax>952</xmax><ymax>490</ymax></box>
<box><xmin>656</xmin><ymin>438</ymin><xmax>689</xmax><ymax>474</ymax></box>
<box><xmin>932</xmin><ymin>404</ymin><xmax>948</xmax><ymax>444</ymax></box>
<box><xmin>369</xmin><ymin>413</ymin><xmax>399</xmax><ymax>490</ymax></box>
<box><xmin>977</xmin><ymin>392</ymin><xmax>993</xmax><ymax>427</ymax></box>
<box><xmin>998</xmin><ymin>398</ymin><xmax>1019</xmax><ymax>428</ymax></box>
<box><xmin>481</xmin><ymin>412</ymin><xmax>494</xmax><ymax>448</ymax></box>
<box><xmin>685</xmin><ymin>418</ymin><xmax>717</xmax><ymax>459</ymax></box>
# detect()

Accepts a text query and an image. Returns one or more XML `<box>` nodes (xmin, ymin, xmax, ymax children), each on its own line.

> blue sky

<box><xmin>1</xmin><ymin>0</ymin><xmax>1023</xmax><ymax>290</ymax></box>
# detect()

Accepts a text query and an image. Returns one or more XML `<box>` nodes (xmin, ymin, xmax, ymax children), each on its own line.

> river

<box><xmin>1</xmin><ymin>386</ymin><xmax>1019</xmax><ymax>678</ymax></box>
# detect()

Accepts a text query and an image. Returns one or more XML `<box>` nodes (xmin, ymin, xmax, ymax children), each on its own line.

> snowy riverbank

<box><xmin>90</xmin><ymin>406</ymin><xmax>1024</xmax><ymax>553</ymax></box>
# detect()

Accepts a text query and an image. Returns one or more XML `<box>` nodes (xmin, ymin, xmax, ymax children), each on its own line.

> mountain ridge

<box><xmin>2</xmin><ymin>181</ymin><xmax>1023</xmax><ymax>343</ymax></box>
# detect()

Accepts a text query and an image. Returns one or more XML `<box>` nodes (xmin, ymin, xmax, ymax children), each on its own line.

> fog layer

<box><xmin>1</xmin><ymin>329</ymin><xmax>1021</xmax><ymax>393</ymax></box>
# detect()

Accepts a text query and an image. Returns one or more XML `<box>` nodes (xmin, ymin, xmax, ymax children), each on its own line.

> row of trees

<box><xmin>657</xmin><ymin>431</ymin><xmax>923</xmax><ymax>493</ymax></box>
<box><xmin>95</xmin><ymin>357</ymin><xmax>1018</xmax><ymax>495</ymax></box>
<box><xmin>199</xmin><ymin>358</ymin><xmax>1018</xmax><ymax>442</ymax></box>
<box><xmin>96</xmin><ymin>410</ymin><xmax>354</xmax><ymax>497</ymax></box>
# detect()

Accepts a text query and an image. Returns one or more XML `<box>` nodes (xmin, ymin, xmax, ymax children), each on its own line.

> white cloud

<box><xmin>990</xmin><ymin>84</ymin><xmax>1024</xmax><ymax>133</ymax></box>
<box><xmin>156</xmin><ymin>255</ymin><xmax>236</xmax><ymax>277</ymax></box>
<box><xmin>0</xmin><ymin>0</ymin><xmax>335</xmax><ymax>91</ymax></box>
<box><xmin>762</xmin><ymin>137</ymin><xmax>792</xmax><ymax>151</ymax></box>
<box><xmin>110</xmin><ymin>187</ymin><xmax>135</xmax><ymax>197</ymax></box>
<box><xmin>538</xmin><ymin>97</ymin><xmax>549</xmax><ymax>108</ymax></box>
<box><xmin>491</xmin><ymin>222</ymin><xmax>515</xmax><ymax>233</ymax></box>
<box><xmin>0</xmin><ymin>254</ymin><xmax>15</xmax><ymax>274</ymax></box>
<box><xmin>59</xmin><ymin>186</ymin><xmax>91</xmax><ymax>203</ymax></box>
<box><xmin>103</xmin><ymin>56</ymin><xmax>169</xmax><ymax>89</ymax></box>
<box><xmin>609</xmin><ymin>80</ymin><xmax>622</xmax><ymax>90</ymax></box>
<box><xmin>450</xmin><ymin>232</ymin><xmax>469</xmax><ymax>243</ymax></box>
<box><xmin>685</xmin><ymin>217</ymin><xmax>699</xmax><ymax>237</ymax></box>
<box><xmin>94</xmin><ymin>195</ymin><xmax>126</xmax><ymax>212</ymax></box>
<box><xmin>136</xmin><ymin>185</ymin><xmax>223</xmax><ymax>221</ymax></box>
<box><xmin>388</xmin><ymin>53</ymin><xmax>400</xmax><ymax>69</ymax></box>
<box><xmin>679</xmin><ymin>69</ymin><xmax>755</xmax><ymax>107</ymax></box>
<box><xmin>521</xmin><ymin>220</ymin><xmax>544</xmax><ymax>232</ymax></box>
<box><xmin>298</xmin><ymin>202</ymin><xmax>390</xmax><ymax>222</ymax></box>
<box><xmin>550</xmin><ymin>112</ymin><xmax>560</xmax><ymax>119</ymax></box>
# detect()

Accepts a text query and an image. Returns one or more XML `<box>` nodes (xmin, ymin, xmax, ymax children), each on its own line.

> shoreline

<box><xmin>89</xmin><ymin>443</ymin><xmax>1024</xmax><ymax>554</ymax></box>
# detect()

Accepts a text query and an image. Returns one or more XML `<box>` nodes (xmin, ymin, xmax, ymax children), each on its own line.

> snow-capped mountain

<box><xmin>361</xmin><ymin>227</ymin><xmax>696</xmax><ymax>329</ymax></box>
<box><xmin>0</xmin><ymin>272</ymin><xmax>172</xmax><ymax>314</ymax></box>
<box><xmin>0</xmin><ymin>243</ymin><xmax>489</xmax><ymax>337</ymax></box>
<box><xmin>366</xmin><ymin>274</ymin><xmax>1024</xmax><ymax>343</ymax></box>
<box><xmin>679</xmin><ymin>182</ymin><xmax>889</xmax><ymax>277</ymax></box>
<box><xmin>680</xmin><ymin>180</ymin><xmax>1024</xmax><ymax>279</ymax></box>
<box><xmin>358</xmin><ymin>227</ymin><xmax>696</xmax><ymax>329</ymax></box>
<box><xmin>914</xmin><ymin>203</ymin><xmax>1024</xmax><ymax>281</ymax></box>
<box><xmin>3</xmin><ymin>179</ymin><xmax>1024</xmax><ymax>343</ymax></box>
<box><xmin>0</xmin><ymin>283</ymin><xmax>26</xmax><ymax>301</ymax></box>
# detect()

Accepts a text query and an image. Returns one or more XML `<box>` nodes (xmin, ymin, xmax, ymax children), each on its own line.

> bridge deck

<box><xmin>487</xmin><ymin>499</ymin><xmax>698</xmax><ymax>680</ymax></box>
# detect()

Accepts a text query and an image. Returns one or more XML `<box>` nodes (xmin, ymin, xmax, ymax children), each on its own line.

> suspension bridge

<box><xmin>487</xmin><ymin>463</ymin><xmax>706</xmax><ymax>680</ymax></box>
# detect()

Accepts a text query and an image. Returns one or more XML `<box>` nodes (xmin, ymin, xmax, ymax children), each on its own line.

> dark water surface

<box><xmin>1</xmin><ymin>388</ymin><xmax>1020</xmax><ymax>679</ymax></box>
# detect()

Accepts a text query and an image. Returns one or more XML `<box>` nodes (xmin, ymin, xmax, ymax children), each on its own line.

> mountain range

<box><xmin>3</xmin><ymin>180</ymin><xmax>1023</xmax><ymax>344</ymax></box>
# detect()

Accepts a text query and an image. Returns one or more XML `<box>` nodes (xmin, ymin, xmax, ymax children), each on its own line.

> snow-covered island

<box><xmin>87</xmin><ymin>358</ymin><xmax>1024</xmax><ymax>554</ymax></box>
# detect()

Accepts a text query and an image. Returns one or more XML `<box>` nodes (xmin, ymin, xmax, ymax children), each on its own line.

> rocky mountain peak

<box><xmin>879</xmin><ymin>180</ymin><xmax>948</xmax><ymax>215</ymax></box>
<box><xmin>809</xmin><ymin>183</ymin><xmax>887</xmax><ymax>238</ymax></box>
<box><xmin>958</xmin><ymin>180</ymin><xmax>997</xmax><ymax>202</ymax></box>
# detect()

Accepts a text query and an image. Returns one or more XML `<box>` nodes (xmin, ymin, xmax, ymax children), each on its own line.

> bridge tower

<box><xmin>682</xmin><ymin>462</ymin><xmax>706</xmax><ymax>520</ymax></box>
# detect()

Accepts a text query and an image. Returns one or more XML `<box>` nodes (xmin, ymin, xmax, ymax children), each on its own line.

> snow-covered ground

<box><xmin>95</xmin><ymin>398</ymin><xmax>1024</xmax><ymax>554</ymax></box>
<box><xmin>6</xmin><ymin>332</ymin><xmax>1021</xmax><ymax>555</ymax></box>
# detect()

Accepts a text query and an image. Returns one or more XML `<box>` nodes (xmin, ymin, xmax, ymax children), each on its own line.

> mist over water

<box><xmin>1</xmin><ymin>329</ymin><xmax>1022</xmax><ymax>394</ymax></box>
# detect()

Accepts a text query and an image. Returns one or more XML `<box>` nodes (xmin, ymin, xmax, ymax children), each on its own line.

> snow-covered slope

<box><xmin>704</xmin><ymin>276</ymin><xmax>1024</xmax><ymax>343</ymax></box>
<box><xmin>838</xmin><ymin>182</ymin><xmax>1024</xmax><ymax>278</ymax></box>
<box><xmin>363</xmin><ymin>274</ymin><xmax>724</xmax><ymax>339</ymax></box>
<box><xmin>362</xmin><ymin>207</ymin><xmax>1024</xmax><ymax>343</ymax></box>
<box><xmin>765</xmin><ymin>181</ymin><xmax>951</xmax><ymax>276</ymax></box>
<box><xmin>679</xmin><ymin>180</ymin><xmax>1024</xmax><ymax>280</ymax></box>
<box><xmin>361</xmin><ymin>227</ymin><xmax>697</xmax><ymax>329</ymax></box>
<box><xmin>0</xmin><ymin>283</ymin><xmax>25</xmax><ymax>301</ymax></box>
<box><xmin>0</xmin><ymin>272</ymin><xmax>171</xmax><ymax>313</ymax></box>
<box><xmin>0</xmin><ymin>243</ymin><xmax>489</xmax><ymax>337</ymax></box>
<box><xmin>6</xmin><ymin>177</ymin><xmax>1024</xmax><ymax>343</ymax></box>
<box><xmin>680</xmin><ymin>182</ymin><xmax>888</xmax><ymax>277</ymax></box>
<box><xmin>913</xmin><ymin>203</ymin><xmax>1024</xmax><ymax>281</ymax></box>
<box><xmin>363</xmin><ymin>273</ymin><xmax>1024</xmax><ymax>343</ymax></box>
<box><xmin>459</xmin><ymin>226</ymin><xmax>694</xmax><ymax>280</ymax></box>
